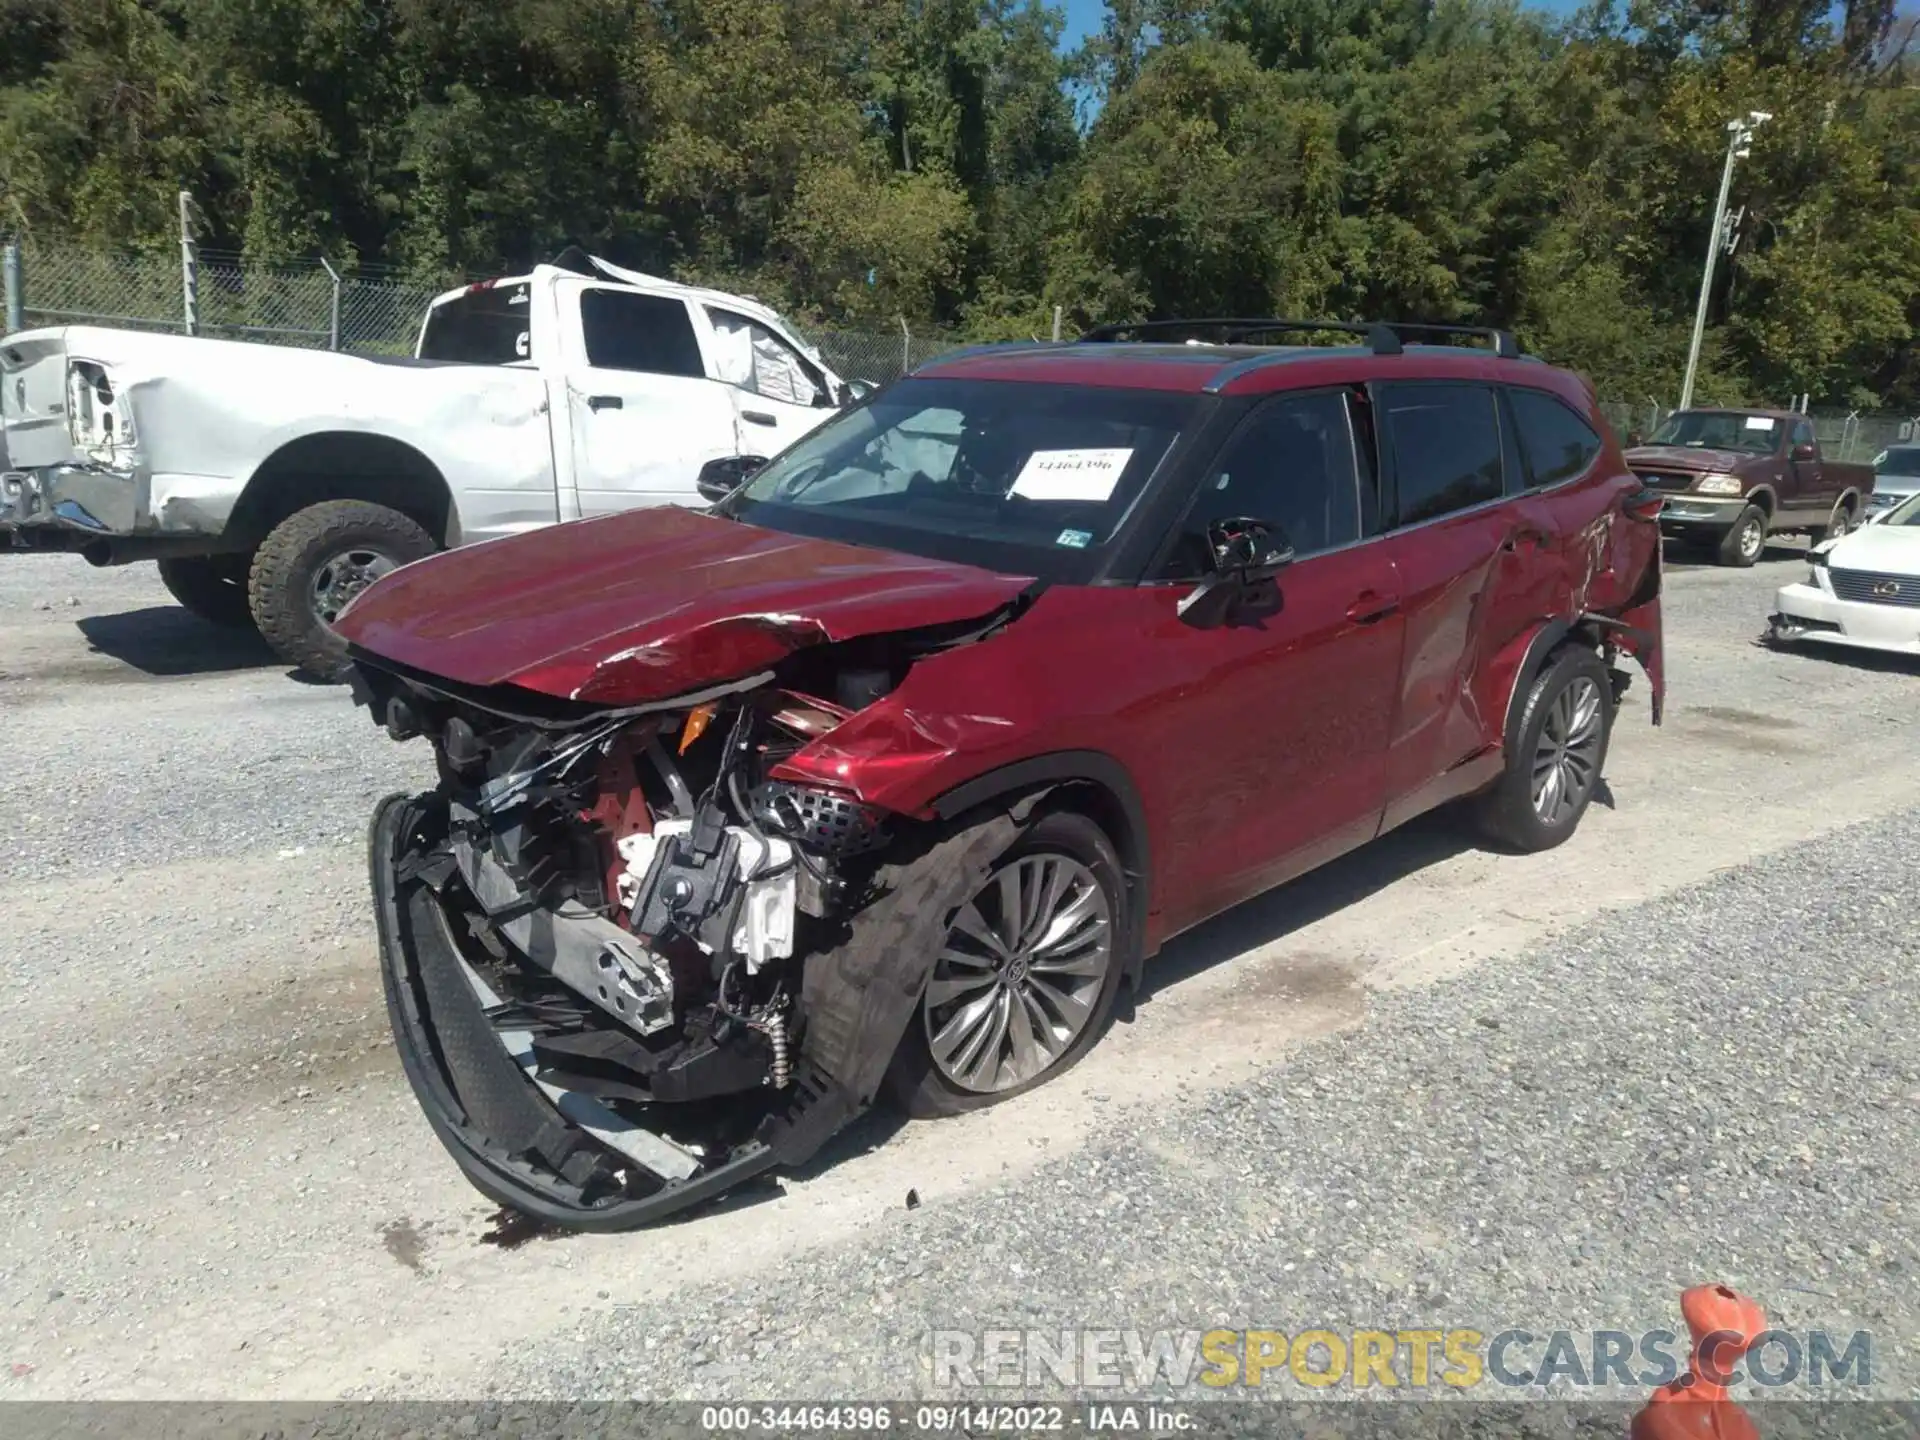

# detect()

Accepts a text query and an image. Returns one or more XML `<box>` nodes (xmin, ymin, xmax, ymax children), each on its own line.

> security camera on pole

<box><xmin>1679</xmin><ymin>110</ymin><xmax>1771</xmax><ymax>412</ymax></box>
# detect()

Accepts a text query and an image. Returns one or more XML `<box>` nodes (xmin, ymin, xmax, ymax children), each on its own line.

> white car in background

<box><xmin>2</xmin><ymin>250</ymin><xmax>861</xmax><ymax>678</ymax></box>
<box><xmin>1769</xmin><ymin>489</ymin><xmax>1920</xmax><ymax>657</ymax></box>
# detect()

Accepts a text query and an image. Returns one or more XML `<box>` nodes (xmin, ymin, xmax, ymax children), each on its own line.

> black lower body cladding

<box><xmin>369</xmin><ymin>789</ymin><xmax>1033</xmax><ymax>1229</ymax></box>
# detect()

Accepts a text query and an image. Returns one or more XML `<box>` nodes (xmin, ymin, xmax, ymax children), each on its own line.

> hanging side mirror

<box><xmin>696</xmin><ymin>455</ymin><xmax>767</xmax><ymax>503</ymax></box>
<box><xmin>1176</xmin><ymin>517</ymin><xmax>1295</xmax><ymax>627</ymax></box>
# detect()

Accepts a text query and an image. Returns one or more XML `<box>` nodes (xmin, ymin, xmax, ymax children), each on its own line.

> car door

<box><xmin>1368</xmin><ymin>381</ymin><xmax>1551</xmax><ymax>823</ymax></box>
<box><xmin>1134</xmin><ymin>387</ymin><xmax>1406</xmax><ymax>933</ymax></box>
<box><xmin>699</xmin><ymin>305</ymin><xmax>842</xmax><ymax>460</ymax></box>
<box><xmin>564</xmin><ymin>285</ymin><xmax>740</xmax><ymax>516</ymax></box>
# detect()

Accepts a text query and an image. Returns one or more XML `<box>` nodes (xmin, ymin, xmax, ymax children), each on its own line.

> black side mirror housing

<box><xmin>1791</xmin><ymin>442</ymin><xmax>1818</xmax><ymax>461</ymax></box>
<box><xmin>697</xmin><ymin>455</ymin><xmax>767</xmax><ymax>504</ymax></box>
<box><xmin>1176</xmin><ymin>517</ymin><xmax>1295</xmax><ymax>626</ymax></box>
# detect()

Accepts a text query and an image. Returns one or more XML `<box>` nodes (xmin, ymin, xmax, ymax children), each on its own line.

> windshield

<box><xmin>1885</xmin><ymin>491</ymin><xmax>1920</xmax><ymax>527</ymax></box>
<box><xmin>417</xmin><ymin>281</ymin><xmax>533</xmax><ymax>364</ymax></box>
<box><xmin>1649</xmin><ymin>411</ymin><xmax>1779</xmax><ymax>454</ymax></box>
<box><xmin>1874</xmin><ymin>446</ymin><xmax>1920</xmax><ymax>477</ymax></box>
<box><xmin>720</xmin><ymin>378</ymin><xmax>1195</xmax><ymax>579</ymax></box>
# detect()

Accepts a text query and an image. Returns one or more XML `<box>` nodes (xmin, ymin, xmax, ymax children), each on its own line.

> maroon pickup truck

<box><xmin>1625</xmin><ymin>408</ymin><xmax>1876</xmax><ymax>567</ymax></box>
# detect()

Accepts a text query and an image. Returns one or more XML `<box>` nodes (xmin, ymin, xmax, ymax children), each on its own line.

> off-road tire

<box><xmin>1474</xmin><ymin>646</ymin><xmax>1615</xmax><ymax>854</ymax></box>
<box><xmin>1815</xmin><ymin>498</ymin><xmax>1855</xmax><ymax>545</ymax></box>
<box><xmin>1715</xmin><ymin>505</ymin><xmax>1767</xmax><ymax>567</ymax></box>
<box><xmin>247</xmin><ymin>500</ymin><xmax>435</xmax><ymax>681</ymax></box>
<box><xmin>157</xmin><ymin>555</ymin><xmax>255</xmax><ymax>629</ymax></box>
<box><xmin>881</xmin><ymin>809</ymin><xmax>1129</xmax><ymax>1119</ymax></box>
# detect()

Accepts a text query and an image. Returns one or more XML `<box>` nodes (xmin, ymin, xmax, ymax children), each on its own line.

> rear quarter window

<box><xmin>417</xmin><ymin>283</ymin><xmax>532</xmax><ymax>364</ymax></box>
<box><xmin>1509</xmin><ymin>388</ymin><xmax>1603</xmax><ymax>490</ymax></box>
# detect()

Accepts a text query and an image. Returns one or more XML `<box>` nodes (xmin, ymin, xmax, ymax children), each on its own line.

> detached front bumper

<box><xmin>1657</xmin><ymin>495</ymin><xmax>1749</xmax><ymax>531</ymax></box>
<box><xmin>1769</xmin><ymin>580</ymin><xmax>1920</xmax><ymax>657</ymax></box>
<box><xmin>369</xmin><ymin>791</ymin><xmax>788</xmax><ymax>1230</ymax></box>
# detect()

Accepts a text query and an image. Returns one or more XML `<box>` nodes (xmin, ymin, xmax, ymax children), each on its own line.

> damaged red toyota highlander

<box><xmin>340</xmin><ymin>319</ymin><xmax>1664</xmax><ymax>1230</ymax></box>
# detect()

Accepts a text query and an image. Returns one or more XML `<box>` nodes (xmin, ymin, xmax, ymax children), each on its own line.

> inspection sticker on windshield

<box><xmin>1745</xmin><ymin>415</ymin><xmax>1777</xmax><ymax>431</ymax></box>
<box><xmin>1010</xmin><ymin>448</ymin><xmax>1133</xmax><ymax>502</ymax></box>
<box><xmin>1055</xmin><ymin>528</ymin><xmax>1093</xmax><ymax>549</ymax></box>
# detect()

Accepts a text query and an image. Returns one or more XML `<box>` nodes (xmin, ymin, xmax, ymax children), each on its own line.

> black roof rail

<box><xmin>1078</xmin><ymin>316</ymin><xmax>1521</xmax><ymax>361</ymax></box>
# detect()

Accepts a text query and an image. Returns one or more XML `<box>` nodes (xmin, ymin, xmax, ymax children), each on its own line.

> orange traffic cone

<box><xmin>1629</xmin><ymin>1284</ymin><xmax>1767</xmax><ymax>1440</ymax></box>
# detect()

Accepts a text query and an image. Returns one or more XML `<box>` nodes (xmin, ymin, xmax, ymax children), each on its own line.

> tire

<box><xmin>247</xmin><ymin>500</ymin><xmax>436</xmax><ymax>681</ymax></box>
<box><xmin>1475</xmin><ymin>646</ymin><xmax>1614</xmax><ymax>854</ymax></box>
<box><xmin>157</xmin><ymin>555</ymin><xmax>255</xmax><ymax>629</ymax></box>
<box><xmin>1715</xmin><ymin>505</ymin><xmax>1767</xmax><ymax>567</ymax></box>
<box><xmin>1815</xmin><ymin>499</ymin><xmax>1854</xmax><ymax>545</ymax></box>
<box><xmin>882</xmin><ymin>809</ymin><xmax>1129</xmax><ymax>1119</ymax></box>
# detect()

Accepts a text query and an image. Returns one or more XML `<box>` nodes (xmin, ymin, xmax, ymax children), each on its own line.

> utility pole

<box><xmin>2</xmin><ymin>240</ymin><xmax>22</xmax><ymax>336</ymax></box>
<box><xmin>1680</xmin><ymin>111</ymin><xmax>1770</xmax><ymax>412</ymax></box>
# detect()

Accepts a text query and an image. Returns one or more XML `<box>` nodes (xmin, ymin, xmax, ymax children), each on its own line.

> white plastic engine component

<box><xmin>614</xmin><ymin>820</ymin><xmax>795</xmax><ymax>972</ymax></box>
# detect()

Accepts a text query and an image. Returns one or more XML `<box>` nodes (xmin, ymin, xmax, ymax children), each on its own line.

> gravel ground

<box><xmin>1</xmin><ymin>539</ymin><xmax>1917</xmax><ymax>1410</ymax></box>
<box><xmin>491</xmin><ymin>802</ymin><xmax>1920</xmax><ymax>1401</ymax></box>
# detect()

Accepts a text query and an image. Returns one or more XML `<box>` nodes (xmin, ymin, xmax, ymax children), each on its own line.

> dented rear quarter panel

<box><xmin>1</xmin><ymin>325</ymin><xmax>559</xmax><ymax>540</ymax></box>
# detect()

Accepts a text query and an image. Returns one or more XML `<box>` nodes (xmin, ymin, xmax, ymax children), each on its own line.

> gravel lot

<box><xmin>1</xmin><ymin>538</ymin><xmax>1917</xmax><ymax>1406</ymax></box>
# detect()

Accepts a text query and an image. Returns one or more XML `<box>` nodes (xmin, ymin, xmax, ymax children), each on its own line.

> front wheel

<box><xmin>247</xmin><ymin>500</ymin><xmax>436</xmax><ymax>681</ymax></box>
<box><xmin>1475</xmin><ymin>647</ymin><xmax>1614</xmax><ymax>854</ymax></box>
<box><xmin>1715</xmin><ymin>505</ymin><xmax>1767</xmax><ymax>567</ymax></box>
<box><xmin>885</xmin><ymin>810</ymin><xmax>1127</xmax><ymax>1118</ymax></box>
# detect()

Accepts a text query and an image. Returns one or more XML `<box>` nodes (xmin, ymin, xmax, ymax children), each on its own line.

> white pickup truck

<box><xmin>0</xmin><ymin>251</ymin><xmax>863</xmax><ymax>677</ymax></box>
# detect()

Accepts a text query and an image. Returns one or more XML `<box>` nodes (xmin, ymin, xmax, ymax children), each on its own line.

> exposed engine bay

<box><xmin>350</xmin><ymin>633</ymin><xmax>998</xmax><ymax>1230</ymax></box>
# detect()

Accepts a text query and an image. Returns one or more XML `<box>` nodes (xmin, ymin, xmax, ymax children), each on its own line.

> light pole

<box><xmin>1679</xmin><ymin>110</ymin><xmax>1770</xmax><ymax>412</ymax></box>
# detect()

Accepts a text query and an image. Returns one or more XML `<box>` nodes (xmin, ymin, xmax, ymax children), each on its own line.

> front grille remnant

<box><xmin>1829</xmin><ymin>569</ymin><xmax>1920</xmax><ymax>608</ymax></box>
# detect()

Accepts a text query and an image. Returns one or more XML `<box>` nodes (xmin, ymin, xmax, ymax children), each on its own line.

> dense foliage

<box><xmin>1</xmin><ymin>0</ymin><xmax>1916</xmax><ymax>405</ymax></box>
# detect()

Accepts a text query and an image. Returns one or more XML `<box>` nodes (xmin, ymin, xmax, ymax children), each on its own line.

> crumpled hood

<box><xmin>335</xmin><ymin>506</ymin><xmax>1035</xmax><ymax>703</ymax></box>
<box><xmin>1625</xmin><ymin>444</ymin><xmax>1758</xmax><ymax>474</ymax></box>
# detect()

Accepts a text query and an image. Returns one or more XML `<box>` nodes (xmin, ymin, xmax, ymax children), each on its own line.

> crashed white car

<box><xmin>0</xmin><ymin>250</ymin><xmax>863</xmax><ymax>677</ymax></box>
<box><xmin>1768</xmin><ymin>490</ymin><xmax>1920</xmax><ymax>657</ymax></box>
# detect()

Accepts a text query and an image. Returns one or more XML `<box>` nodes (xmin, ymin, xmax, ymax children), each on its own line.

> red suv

<box><xmin>342</xmin><ymin>319</ymin><xmax>1664</xmax><ymax>1229</ymax></box>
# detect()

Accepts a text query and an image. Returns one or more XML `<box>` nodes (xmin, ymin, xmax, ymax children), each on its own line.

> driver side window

<box><xmin>1159</xmin><ymin>391</ymin><xmax>1362</xmax><ymax>579</ymax></box>
<box><xmin>706</xmin><ymin>308</ymin><xmax>830</xmax><ymax>407</ymax></box>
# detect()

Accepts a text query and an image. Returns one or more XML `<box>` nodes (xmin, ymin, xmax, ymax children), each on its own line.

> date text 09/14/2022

<box><xmin>698</xmin><ymin>1403</ymin><xmax>1195</xmax><ymax>1433</ymax></box>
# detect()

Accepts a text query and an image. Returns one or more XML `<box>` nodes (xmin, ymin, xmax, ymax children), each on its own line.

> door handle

<box><xmin>587</xmin><ymin>394</ymin><xmax>623</xmax><ymax>412</ymax></box>
<box><xmin>1346</xmin><ymin>592</ymin><xmax>1399</xmax><ymax>625</ymax></box>
<box><xmin>742</xmin><ymin>410</ymin><xmax>778</xmax><ymax>426</ymax></box>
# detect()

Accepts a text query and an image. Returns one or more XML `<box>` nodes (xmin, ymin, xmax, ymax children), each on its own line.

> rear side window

<box><xmin>418</xmin><ymin>282</ymin><xmax>532</xmax><ymax>364</ymax></box>
<box><xmin>580</xmin><ymin>290</ymin><xmax>705</xmax><ymax>378</ymax></box>
<box><xmin>1161</xmin><ymin>392</ymin><xmax>1360</xmax><ymax>578</ymax></box>
<box><xmin>1378</xmin><ymin>383</ymin><xmax>1504</xmax><ymax>526</ymax></box>
<box><xmin>1510</xmin><ymin>388</ymin><xmax>1603</xmax><ymax>490</ymax></box>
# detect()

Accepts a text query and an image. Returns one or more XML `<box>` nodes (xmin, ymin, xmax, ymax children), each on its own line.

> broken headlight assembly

<box><xmin>353</xmin><ymin>665</ymin><xmax>901</xmax><ymax>1227</ymax></box>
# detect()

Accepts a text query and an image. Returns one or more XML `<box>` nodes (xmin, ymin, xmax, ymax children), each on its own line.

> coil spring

<box><xmin>759</xmin><ymin>1011</ymin><xmax>791</xmax><ymax>1089</ymax></box>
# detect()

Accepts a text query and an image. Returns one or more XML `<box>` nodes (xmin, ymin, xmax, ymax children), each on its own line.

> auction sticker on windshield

<box><xmin>1011</xmin><ymin>448</ymin><xmax>1134</xmax><ymax>502</ymax></box>
<box><xmin>1744</xmin><ymin>415</ymin><xmax>1777</xmax><ymax>431</ymax></box>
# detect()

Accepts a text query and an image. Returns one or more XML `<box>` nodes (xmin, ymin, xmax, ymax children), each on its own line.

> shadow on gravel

<box><xmin>1136</xmin><ymin>810</ymin><xmax>1472</xmax><ymax>1006</ymax></box>
<box><xmin>1662</xmin><ymin>536</ymin><xmax>1807</xmax><ymax>571</ymax></box>
<box><xmin>76</xmin><ymin>605</ymin><xmax>280</xmax><ymax>676</ymax></box>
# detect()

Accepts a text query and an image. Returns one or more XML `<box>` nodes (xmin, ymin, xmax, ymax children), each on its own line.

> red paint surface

<box><xmin>335</xmin><ymin>506</ymin><xmax>1033</xmax><ymax>700</ymax></box>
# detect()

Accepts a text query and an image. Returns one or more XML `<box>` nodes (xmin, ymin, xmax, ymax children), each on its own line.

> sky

<box><xmin>1057</xmin><ymin>0</ymin><xmax>1591</xmax><ymax>51</ymax></box>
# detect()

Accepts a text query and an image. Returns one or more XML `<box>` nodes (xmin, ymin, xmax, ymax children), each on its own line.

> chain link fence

<box><xmin>5</xmin><ymin>237</ymin><xmax>1915</xmax><ymax>452</ymax></box>
<box><xmin>0</xmin><ymin>235</ymin><xmax>962</xmax><ymax>378</ymax></box>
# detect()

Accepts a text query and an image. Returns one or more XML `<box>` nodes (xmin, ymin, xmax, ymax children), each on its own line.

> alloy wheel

<box><xmin>1531</xmin><ymin>676</ymin><xmax>1604</xmax><ymax>826</ymax></box>
<box><xmin>923</xmin><ymin>854</ymin><xmax>1113</xmax><ymax>1094</ymax></box>
<box><xmin>1737</xmin><ymin>517</ymin><xmax>1764</xmax><ymax>561</ymax></box>
<box><xmin>309</xmin><ymin>547</ymin><xmax>400</xmax><ymax>627</ymax></box>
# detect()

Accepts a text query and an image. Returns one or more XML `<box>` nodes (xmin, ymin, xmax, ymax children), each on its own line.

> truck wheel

<box><xmin>1474</xmin><ymin>646</ymin><xmax>1614</xmax><ymax>854</ymax></box>
<box><xmin>157</xmin><ymin>556</ymin><xmax>256</xmax><ymax>629</ymax></box>
<box><xmin>1816</xmin><ymin>499</ymin><xmax>1854</xmax><ymax>545</ymax></box>
<box><xmin>883</xmin><ymin>810</ymin><xmax>1128</xmax><ymax>1119</ymax></box>
<box><xmin>1715</xmin><ymin>505</ymin><xmax>1767</xmax><ymax>567</ymax></box>
<box><xmin>248</xmin><ymin>500</ymin><xmax>436</xmax><ymax>681</ymax></box>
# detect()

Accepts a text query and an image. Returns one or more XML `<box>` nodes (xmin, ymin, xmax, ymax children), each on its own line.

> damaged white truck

<box><xmin>0</xmin><ymin>251</ymin><xmax>862</xmax><ymax>678</ymax></box>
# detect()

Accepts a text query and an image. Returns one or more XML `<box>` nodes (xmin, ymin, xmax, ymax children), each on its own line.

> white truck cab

<box><xmin>0</xmin><ymin>252</ymin><xmax>861</xmax><ymax>678</ymax></box>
